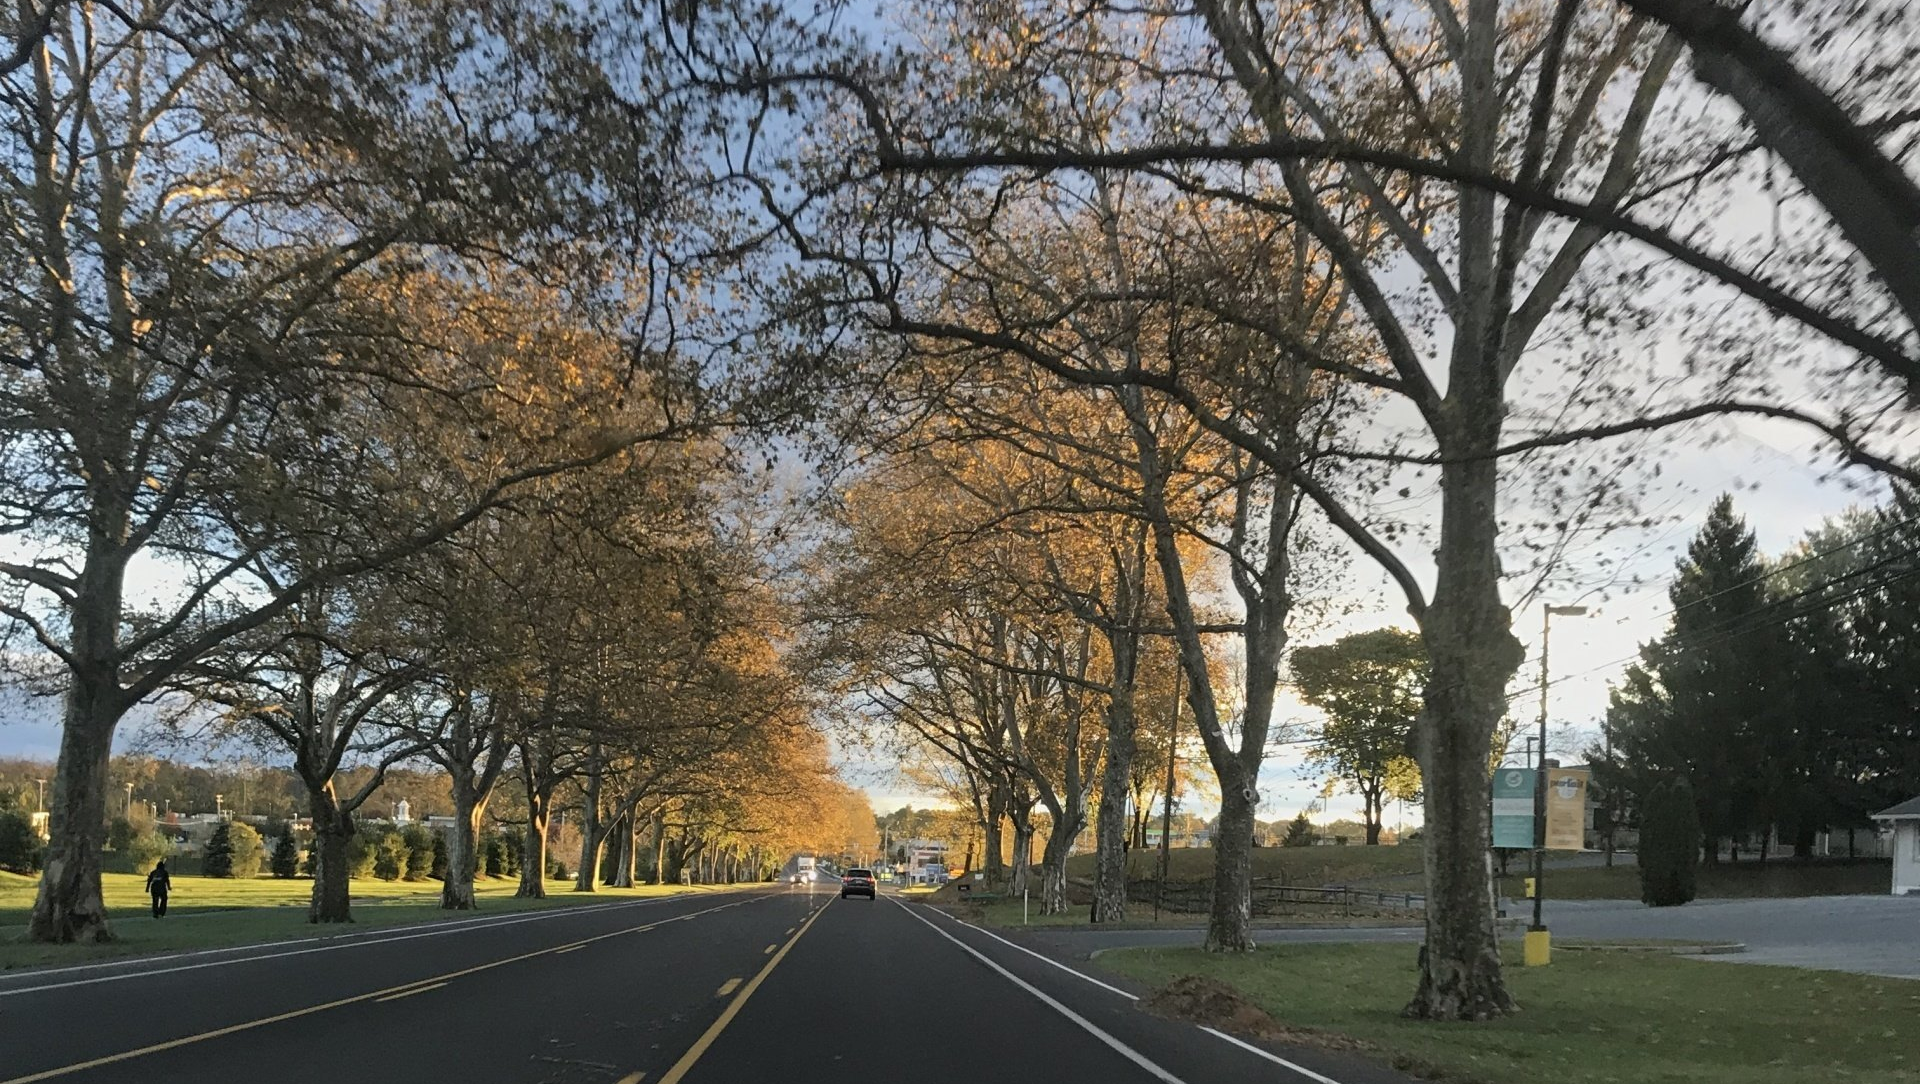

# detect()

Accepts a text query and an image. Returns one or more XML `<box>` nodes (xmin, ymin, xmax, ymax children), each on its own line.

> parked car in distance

<box><xmin>840</xmin><ymin>868</ymin><xmax>876</xmax><ymax>899</ymax></box>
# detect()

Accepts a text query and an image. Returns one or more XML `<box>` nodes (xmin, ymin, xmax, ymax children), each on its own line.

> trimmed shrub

<box><xmin>0</xmin><ymin>810</ymin><xmax>42</xmax><ymax>873</ymax></box>
<box><xmin>205</xmin><ymin>822</ymin><xmax>263</xmax><ymax>878</ymax></box>
<box><xmin>483</xmin><ymin>835</ymin><xmax>506</xmax><ymax>877</ymax></box>
<box><xmin>346</xmin><ymin>830</ymin><xmax>378</xmax><ymax>879</ymax></box>
<box><xmin>372</xmin><ymin>831</ymin><xmax>406</xmax><ymax>881</ymax></box>
<box><xmin>107</xmin><ymin>817</ymin><xmax>137</xmax><ymax>853</ymax></box>
<box><xmin>128</xmin><ymin>830</ymin><xmax>173</xmax><ymax>870</ymax></box>
<box><xmin>401</xmin><ymin>825</ymin><xmax>435</xmax><ymax>881</ymax></box>
<box><xmin>430</xmin><ymin>831</ymin><xmax>449</xmax><ymax>880</ymax></box>
<box><xmin>1638</xmin><ymin>778</ymin><xmax>1701</xmax><ymax>907</ymax></box>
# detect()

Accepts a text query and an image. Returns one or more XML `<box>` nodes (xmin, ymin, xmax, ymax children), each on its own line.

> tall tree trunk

<box><xmin>1405</xmin><ymin>447</ymin><xmax>1525</xmax><ymax>1019</ymax></box>
<box><xmin>983</xmin><ymin>782</ymin><xmax>1006</xmax><ymax>889</ymax></box>
<box><xmin>309</xmin><ymin>786</ymin><xmax>354</xmax><ymax>924</ymax></box>
<box><xmin>1039</xmin><ymin>818</ymin><xmax>1076</xmax><ymax>915</ymax></box>
<box><xmin>1365</xmin><ymin>790</ymin><xmax>1384</xmax><ymax>846</ymax></box>
<box><xmin>442</xmin><ymin>787</ymin><xmax>485</xmax><ymax>910</ymax></box>
<box><xmin>601</xmin><ymin>813</ymin><xmax>626</xmax><ymax>885</ymax></box>
<box><xmin>1009</xmin><ymin>811</ymin><xmax>1034</xmax><ymax>896</ymax></box>
<box><xmin>1092</xmin><ymin>696</ymin><xmax>1136</xmax><ymax>922</ymax></box>
<box><xmin>29</xmin><ymin>677</ymin><xmax>119</xmax><ymax>943</ymax></box>
<box><xmin>650</xmin><ymin>809</ymin><xmax>668</xmax><ymax>884</ymax></box>
<box><xmin>517</xmin><ymin>788</ymin><xmax>550</xmax><ymax>899</ymax></box>
<box><xmin>1207</xmin><ymin>774</ymin><xmax>1258</xmax><ymax>951</ymax></box>
<box><xmin>29</xmin><ymin>535</ymin><xmax>129</xmax><ymax>943</ymax></box>
<box><xmin>611</xmin><ymin>813</ymin><xmax>637</xmax><ymax>888</ymax></box>
<box><xmin>575</xmin><ymin>754</ymin><xmax>603</xmax><ymax>893</ymax></box>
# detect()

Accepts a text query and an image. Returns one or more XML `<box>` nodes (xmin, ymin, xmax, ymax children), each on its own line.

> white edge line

<box><xmin>921</xmin><ymin>903</ymin><xmax>1141</xmax><ymax>1000</ymax></box>
<box><xmin>893</xmin><ymin>900</ymin><xmax>1187</xmax><ymax>1084</ymax></box>
<box><xmin>1200</xmin><ymin>1028</ymin><xmax>1346</xmax><ymax>1084</ymax></box>
<box><xmin>911</xmin><ymin>901</ymin><xmax>1352</xmax><ymax>1084</ymax></box>
<box><xmin>0</xmin><ymin>888</ymin><xmax>766</xmax><ymax>998</ymax></box>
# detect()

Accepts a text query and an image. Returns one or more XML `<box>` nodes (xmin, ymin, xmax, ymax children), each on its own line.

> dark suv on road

<box><xmin>840</xmin><ymin>868</ymin><xmax>876</xmax><ymax>899</ymax></box>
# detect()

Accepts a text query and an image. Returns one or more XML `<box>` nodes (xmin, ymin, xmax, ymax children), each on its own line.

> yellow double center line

<box><xmin>654</xmin><ymin>898</ymin><xmax>833</xmax><ymax>1084</ymax></box>
<box><xmin>0</xmin><ymin>897</ymin><xmax>761</xmax><ymax>1084</ymax></box>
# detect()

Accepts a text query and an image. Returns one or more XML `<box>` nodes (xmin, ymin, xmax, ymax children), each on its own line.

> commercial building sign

<box><xmin>1545</xmin><ymin>768</ymin><xmax>1591</xmax><ymax>851</ymax></box>
<box><xmin>1491</xmin><ymin>769</ymin><xmax>1535</xmax><ymax>849</ymax></box>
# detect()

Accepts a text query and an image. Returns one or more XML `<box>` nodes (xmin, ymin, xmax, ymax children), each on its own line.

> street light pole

<box><xmin>1154</xmin><ymin>662</ymin><xmax>1183</xmax><ymax>921</ymax></box>
<box><xmin>35</xmin><ymin>778</ymin><xmax>45</xmax><ymax>812</ymax></box>
<box><xmin>1531</xmin><ymin>603</ymin><xmax>1588</xmax><ymax>966</ymax></box>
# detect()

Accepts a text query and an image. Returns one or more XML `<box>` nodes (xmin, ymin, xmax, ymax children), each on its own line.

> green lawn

<box><xmin>1063</xmin><ymin>845</ymin><xmax>1427</xmax><ymax>886</ymax></box>
<box><xmin>951</xmin><ymin>896</ymin><xmax>1418</xmax><ymax>929</ymax></box>
<box><xmin>0</xmin><ymin>870</ymin><xmax>726</xmax><ymax>971</ymax></box>
<box><xmin>1101</xmin><ymin>942</ymin><xmax>1920</xmax><ymax>1084</ymax></box>
<box><xmin>1496</xmin><ymin>859</ymin><xmax>1891</xmax><ymax>901</ymax></box>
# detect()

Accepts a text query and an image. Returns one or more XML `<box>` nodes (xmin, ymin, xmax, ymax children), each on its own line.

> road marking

<box><xmin>373</xmin><ymin>981</ymin><xmax>447</xmax><ymax>1003</ymax></box>
<box><xmin>785</xmin><ymin>927</ymin><xmax>795</xmax><ymax>935</ymax></box>
<box><xmin>614</xmin><ymin>1074</ymin><xmax>647</xmax><ymax>1084</ymax></box>
<box><xmin>715</xmin><ymin>978</ymin><xmax>741</xmax><ymax>997</ymax></box>
<box><xmin>655</xmin><ymin>898</ymin><xmax>832</xmax><ymax>1084</ymax></box>
<box><xmin>902</xmin><ymin>901</ymin><xmax>1354</xmax><ymax>1084</ymax></box>
<box><xmin>1201</xmin><ymin>1027</ymin><xmax>1347</xmax><ymax>1084</ymax></box>
<box><xmin>894</xmin><ymin>902</ymin><xmax>1187</xmax><ymax>1084</ymax></box>
<box><xmin>552</xmin><ymin>945</ymin><xmax>583</xmax><ymax>954</ymax></box>
<box><xmin>920</xmin><ymin>903</ymin><xmax>1141</xmax><ymax>1001</ymax></box>
<box><xmin>0</xmin><ymin>889</ymin><xmax>767</xmax><ymax>999</ymax></box>
<box><xmin>0</xmin><ymin>897</ymin><xmax>760</xmax><ymax>1084</ymax></box>
<box><xmin>762</xmin><ymin>943</ymin><xmax>776</xmax><ymax>954</ymax></box>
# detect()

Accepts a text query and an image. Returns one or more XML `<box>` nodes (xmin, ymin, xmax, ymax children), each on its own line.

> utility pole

<box><xmin>1154</xmin><ymin>663</ymin><xmax>1183</xmax><ymax>921</ymax></box>
<box><xmin>1530</xmin><ymin>604</ymin><xmax>1589</xmax><ymax>966</ymax></box>
<box><xmin>35</xmin><ymin>778</ymin><xmax>45</xmax><ymax>812</ymax></box>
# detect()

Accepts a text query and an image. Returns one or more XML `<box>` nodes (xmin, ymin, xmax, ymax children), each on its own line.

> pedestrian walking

<box><xmin>146</xmin><ymin>859</ymin><xmax>171</xmax><ymax>918</ymax></box>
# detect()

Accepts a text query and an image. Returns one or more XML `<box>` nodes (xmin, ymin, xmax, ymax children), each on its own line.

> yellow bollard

<box><xmin>1523</xmin><ymin>877</ymin><xmax>1536</xmax><ymax>898</ymax></box>
<box><xmin>1524</xmin><ymin>928</ymin><xmax>1551</xmax><ymax>967</ymax></box>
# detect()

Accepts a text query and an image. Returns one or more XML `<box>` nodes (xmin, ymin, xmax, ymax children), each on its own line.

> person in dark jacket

<box><xmin>145</xmin><ymin>859</ymin><xmax>171</xmax><ymax>918</ymax></box>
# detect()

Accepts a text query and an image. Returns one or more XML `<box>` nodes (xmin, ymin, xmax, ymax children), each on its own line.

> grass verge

<box><xmin>1101</xmin><ymin>941</ymin><xmax>1920</xmax><ymax>1084</ymax></box>
<box><xmin>953</xmin><ymin>897</ymin><xmax>1420</xmax><ymax>930</ymax></box>
<box><xmin>1065</xmin><ymin>845</ymin><xmax>1427</xmax><ymax>886</ymax></box>
<box><xmin>0</xmin><ymin>870</ymin><xmax>729</xmax><ymax>971</ymax></box>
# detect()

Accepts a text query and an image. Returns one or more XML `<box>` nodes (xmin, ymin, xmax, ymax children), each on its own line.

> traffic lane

<box><xmin>676</xmin><ymin>891</ymin><xmax>1196</xmax><ymax>1084</ymax></box>
<box><xmin>679</xmin><ymin>892</ymin><xmax>1397</xmax><ymax>1084</ymax></box>
<box><xmin>0</xmin><ymin>887</ymin><xmax>771</xmax><ymax>1080</ymax></box>
<box><xmin>910</xmin><ymin>904</ymin><xmax>1421</xmax><ymax>1084</ymax></box>
<box><xmin>14</xmin><ymin>889</ymin><xmax>827</xmax><ymax>1084</ymax></box>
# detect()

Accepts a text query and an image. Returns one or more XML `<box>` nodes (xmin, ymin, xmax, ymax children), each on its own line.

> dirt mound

<box><xmin>1141</xmin><ymin>975</ymin><xmax>1364</xmax><ymax>1051</ymax></box>
<box><xmin>1142</xmin><ymin>975</ymin><xmax>1282</xmax><ymax>1035</ymax></box>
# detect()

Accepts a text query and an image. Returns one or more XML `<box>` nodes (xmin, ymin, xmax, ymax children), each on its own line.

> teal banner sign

<box><xmin>1491</xmin><ymin>768</ymin><xmax>1536</xmax><ymax>849</ymax></box>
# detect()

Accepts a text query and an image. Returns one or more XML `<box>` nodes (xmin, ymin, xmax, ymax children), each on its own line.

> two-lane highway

<box><xmin>0</xmin><ymin>886</ymin><xmax>1410</xmax><ymax>1084</ymax></box>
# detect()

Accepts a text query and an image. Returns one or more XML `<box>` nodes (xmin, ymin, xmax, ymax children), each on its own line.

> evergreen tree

<box><xmin>1605</xmin><ymin>496</ymin><xmax>1793</xmax><ymax>861</ymax></box>
<box><xmin>372</xmin><ymin>832</ymin><xmax>406</xmax><ymax>881</ymax></box>
<box><xmin>0</xmin><ymin>810</ymin><xmax>42</xmax><ymax>873</ymax></box>
<box><xmin>483</xmin><ymin>835</ymin><xmax>506</xmax><ymax>878</ymax></box>
<box><xmin>401</xmin><ymin>825</ymin><xmax>435</xmax><ymax>881</ymax></box>
<box><xmin>1851</xmin><ymin>488</ymin><xmax>1920</xmax><ymax>812</ymax></box>
<box><xmin>204</xmin><ymin>824</ymin><xmax>236</xmax><ymax>878</ymax></box>
<box><xmin>1281</xmin><ymin>813</ymin><xmax>1314</xmax><ymax>847</ymax></box>
<box><xmin>431</xmin><ymin>830</ymin><xmax>449</xmax><ymax>880</ymax></box>
<box><xmin>270</xmin><ymin>832</ymin><xmax>300</xmax><ymax>879</ymax></box>
<box><xmin>1639</xmin><ymin>779</ymin><xmax>1701</xmax><ymax>907</ymax></box>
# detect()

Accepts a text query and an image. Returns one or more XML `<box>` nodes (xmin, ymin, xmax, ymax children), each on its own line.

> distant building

<box><xmin>1870</xmin><ymin>797</ymin><xmax>1920</xmax><ymax>895</ymax></box>
<box><xmin>28</xmin><ymin>811</ymin><xmax>48</xmax><ymax>841</ymax></box>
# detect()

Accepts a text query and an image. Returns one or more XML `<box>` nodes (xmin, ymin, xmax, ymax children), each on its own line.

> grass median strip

<box><xmin>1100</xmin><ymin>941</ymin><xmax>1920</xmax><ymax>1084</ymax></box>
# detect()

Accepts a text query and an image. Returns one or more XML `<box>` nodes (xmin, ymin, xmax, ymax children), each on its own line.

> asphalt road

<box><xmin>0</xmin><ymin>886</ymin><xmax>1412</xmax><ymax>1084</ymax></box>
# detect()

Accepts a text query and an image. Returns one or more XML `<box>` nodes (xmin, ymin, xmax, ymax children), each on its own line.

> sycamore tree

<box><xmin>690</xmin><ymin>0</ymin><xmax>1920</xmax><ymax>1019</ymax></box>
<box><xmin>0</xmin><ymin>0</ymin><xmax>697</xmax><ymax>943</ymax></box>
<box><xmin>1292</xmin><ymin>629</ymin><xmax>1428</xmax><ymax>846</ymax></box>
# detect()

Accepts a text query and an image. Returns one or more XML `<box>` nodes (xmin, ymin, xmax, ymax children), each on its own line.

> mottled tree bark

<box><xmin>309</xmin><ymin>796</ymin><xmax>355</xmax><ymax>924</ymax></box>
<box><xmin>517</xmin><ymin>789</ymin><xmax>550</xmax><ymax>899</ymax></box>
<box><xmin>30</xmin><ymin>678</ymin><xmax>119</xmax><ymax>942</ymax></box>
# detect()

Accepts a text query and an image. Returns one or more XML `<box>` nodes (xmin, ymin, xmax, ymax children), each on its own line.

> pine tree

<box><xmin>430</xmin><ymin>831</ymin><xmax>449</xmax><ymax>880</ymax></box>
<box><xmin>401</xmin><ymin>825</ymin><xmax>435</xmax><ymax>881</ymax></box>
<box><xmin>1282</xmin><ymin>813</ymin><xmax>1314</xmax><ymax>847</ymax></box>
<box><xmin>1639</xmin><ymin>779</ymin><xmax>1701</xmax><ymax>907</ymax></box>
<box><xmin>204</xmin><ymin>824</ymin><xmax>236</xmax><ymax>878</ymax></box>
<box><xmin>1606</xmin><ymin>495</ymin><xmax>1792</xmax><ymax>861</ymax></box>
<box><xmin>483</xmin><ymin>835</ymin><xmax>506</xmax><ymax>877</ymax></box>
<box><xmin>270</xmin><ymin>832</ymin><xmax>300</xmax><ymax>878</ymax></box>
